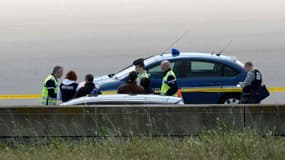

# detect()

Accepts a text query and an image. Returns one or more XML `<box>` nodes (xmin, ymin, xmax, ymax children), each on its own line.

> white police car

<box><xmin>93</xmin><ymin>49</ymin><xmax>246</xmax><ymax>104</ymax></box>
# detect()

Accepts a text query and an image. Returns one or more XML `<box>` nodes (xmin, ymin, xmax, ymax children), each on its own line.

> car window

<box><xmin>223</xmin><ymin>65</ymin><xmax>240</xmax><ymax>77</ymax></box>
<box><xmin>148</xmin><ymin>62</ymin><xmax>175</xmax><ymax>79</ymax></box>
<box><xmin>189</xmin><ymin>61</ymin><xmax>223</xmax><ymax>77</ymax></box>
<box><xmin>148</xmin><ymin>60</ymin><xmax>190</xmax><ymax>79</ymax></box>
<box><xmin>114</xmin><ymin>56</ymin><xmax>159</xmax><ymax>80</ymax></box>
<box><xmin>114</xmin><ymin>56</ymin><xmax>157</xmax><ymax>80</ymax></box>
<box><xmin>173</xmin><ymin>60</ymin><xmax>189</xmax><ymax>78</ymax></box>
<box><xmin>114</xmin><ymin>65</ymin><xmax>135</xmax><ymax>80</ymax></box>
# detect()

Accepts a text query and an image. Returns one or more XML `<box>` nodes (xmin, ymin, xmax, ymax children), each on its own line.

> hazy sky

<box><xmin>1</xmin><ymin>0</ymin><xmax>285</xmax><ymax>56</ymax></box>
<box><xmin>2</xmin><ymin>0</ymin><xmax>285</xmax><ymax>21</ymax></box>
<box><xmin>1</xmin><ymin>0</ymin><xmax>285</xmax><ymax>32</ymax></box>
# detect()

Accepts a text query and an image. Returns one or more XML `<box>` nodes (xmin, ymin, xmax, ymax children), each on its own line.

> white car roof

<box><xmin>61</xmin><ymin>94</ymin><xmax>184</xmax><ymax>105</ymax></box>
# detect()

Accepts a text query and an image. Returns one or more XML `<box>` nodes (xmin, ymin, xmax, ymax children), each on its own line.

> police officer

<box><xmin>41</xmin><ymin>66</ymin><xmax>63</xmax><ymax>105</ymax></box>
<box><xmin>160</xmin><ymin>60</ymin><xmax>178</xmax><ymax>96</ymax></box>
<box><xmin>57</xmin><ymin>70</ymin><xmax>78</xmax><ymax>103</ymax></box>
<box><xmin>133</xmin><ymin>58</ymin><xmax>149</xmax><ymax>84</ymax></box>
<box><xmin>239</xmin><ymin>62</ymin><xmax>262</xmax><ymax>104</ymax></box>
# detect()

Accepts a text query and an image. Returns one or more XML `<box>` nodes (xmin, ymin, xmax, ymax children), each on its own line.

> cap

<box><xmin>133</xmin><ymin>58</ymin><xmax>145</xmax><ymax>66</ymax></box>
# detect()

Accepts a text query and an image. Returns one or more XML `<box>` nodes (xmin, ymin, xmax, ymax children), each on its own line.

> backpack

<box><xmin>251</xmin><ymin>69</ymin><xmax>262</xmax><ymax>90</ymax></box>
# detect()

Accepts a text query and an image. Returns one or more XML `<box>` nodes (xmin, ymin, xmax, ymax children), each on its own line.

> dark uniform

<box><xmin>240</xmin><ymin>69</ymin><xmax>262</xmax><ymax>104</ymax></box>
<box><xmin>59</xmin><ymin>80</ymin><xmax>78</xmax><ymax>102</ymax></box>
<box><xmin>160</xmin><ymin>69</ymin><xmax>178</xmax><ymax>96</ymax></box>
<box><xmin>41</xmin><ymin>74</ymin><xmax>58</xmax><ymax>105</ymax></box>
<box><xmin>74</xmin><ymin>82</ymin><xmax>95</xmax><ymax>98</ymax></box>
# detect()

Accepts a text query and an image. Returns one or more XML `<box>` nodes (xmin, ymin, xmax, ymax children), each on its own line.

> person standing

<box><xmin>133</xmin><ymin>58</ymin><xmax>149</xmax><ymax>85</ymax></box>
<box><xmin>57</xmin><ymin>70</ymin><xmax>78</xmax><ymax>103</ymax></box>
<box><xmin>117</xmin><ymin>71</ymin><xmax>145</xmax><ymax>95</ymax></box>
<box><xmin>74</xmin><ymin>74</ymin><xmax>95</xmax><ymax>98</ymax></box>
<box><xmin>160</xmin><ymin>60</ymin><xmax>178</xmax><ymax>96</ymax></box>
<box><xmin>41</xmin><ymin>66</ymin><xmax>63</xmax><ymax>105</ymax></box>
<box><xmin>239</xmin><ymin>62</ymin><xmax>263</xmax><ymax>104</ymax></box>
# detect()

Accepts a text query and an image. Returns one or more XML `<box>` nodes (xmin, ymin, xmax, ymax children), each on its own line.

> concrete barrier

<box><xmin>0</xmin><ymin>105</ymin><xmax>284</xmax><ymax>137</ymax></box>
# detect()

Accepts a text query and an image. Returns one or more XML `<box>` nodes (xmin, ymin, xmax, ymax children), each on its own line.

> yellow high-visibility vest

<box><xmin>160</xmin><ymin>70</ymin><xmax>177</xmax><ymax>96</ymax></box>
<box><xmin>41</xmin><ymin>74</ymin><xmax>58</xmax><ymax>105</ymax></box>
<box><xmin>136</xmin><ymin>71</ymin><xmax>149</xmax><ymax>84</ymax></box>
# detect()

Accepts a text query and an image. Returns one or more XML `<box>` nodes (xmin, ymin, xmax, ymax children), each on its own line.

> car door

<box><xmin>180</xmin><ymin>59</ymin><xmax>225</xmax><ymax>104</ymax></box>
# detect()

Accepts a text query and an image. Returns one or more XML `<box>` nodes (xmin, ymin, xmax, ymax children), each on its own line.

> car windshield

<box><xmin>114</xmin><ymin>55</ymin><xmax>157</xmax><ymax>80</ymax></box>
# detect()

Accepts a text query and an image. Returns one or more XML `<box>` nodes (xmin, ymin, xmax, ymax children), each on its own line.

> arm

<box><xmin>46</xmin><ymin>80</ymin><xmax>57</xmax><ymax>98</ymax></box>
<box><xmin>239</xmin><ymin>71</ymin><xmax>255</xmax><ymax>88</ymax></box>
<box><xmin>57</xmin><ymin>87</ymin><xmax>62</xmax><ymax>102</ymax></box>
<box><xmin>138</xmin><ymin>86</ymin><xmax>145</xmax><ymax>94</ymax></box>
<box><xmin>117</xmin><ymin>86</ymin><xmax>122</xmax><ymax>94</ymax></box>
<box><xmin>74</xmin><ymin>88</ymin><xmax>82</xmax><ymax>98</ymax></box>
<box><xmin>77</xmin><ymin>82</ymin><xmax>85</xmax><ymax>91</ymax></box>
<box><xmin>165</xmin><ymin>75</ymin><xmax>178</xmax><ymax>96</ymax></box>
<box><xmin>117</xmin><ymin>85</ymin><xmax>126</xmax><ymax>94</ymax></box>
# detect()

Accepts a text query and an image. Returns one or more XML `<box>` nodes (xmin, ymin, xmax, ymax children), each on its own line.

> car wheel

<box><xmin>220</xmin><ymin>94</ymin><xmax>241</xmax><ymax>104</ymax></box>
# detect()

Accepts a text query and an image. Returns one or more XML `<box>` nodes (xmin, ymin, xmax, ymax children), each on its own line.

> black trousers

<box><xmin>240</xmin><ymin>93</ymin><xmax>260</xmax><ymax>104</ymax></box>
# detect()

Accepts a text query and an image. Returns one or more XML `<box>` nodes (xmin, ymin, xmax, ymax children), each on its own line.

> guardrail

<box><xmin>1</xmin><ymin>87</ymin><xmax>285</xmax><ymax>100</ymax></box>
<box><xmin>0</xmin><ymin>104</ymin><xmax>284</xmax><ymax>137</ymax></box>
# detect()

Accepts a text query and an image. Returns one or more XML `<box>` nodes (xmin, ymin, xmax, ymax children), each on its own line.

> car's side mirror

<box><xmin>108</xmin><ymin>73</ymin><xmax>115</xmax><ymax>78</ymax></box>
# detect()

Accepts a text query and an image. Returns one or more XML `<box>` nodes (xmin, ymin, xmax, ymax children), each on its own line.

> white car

<box><xmin>61</xmin><ymin>94</ymin><xmax>184</xmax><ymax>105</ymax></box>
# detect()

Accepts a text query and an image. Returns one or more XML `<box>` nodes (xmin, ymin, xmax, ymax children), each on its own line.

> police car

<box><xmin>94</xmin><ymin>49</ymin><xmax>246</xmax><ymax>104</ymax></box>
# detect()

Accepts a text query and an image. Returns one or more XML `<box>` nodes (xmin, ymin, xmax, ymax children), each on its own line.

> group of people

<box><xmin>41</xmin><ymin>58</ymin><xmax>265</xmax><ymax>106</ymax></box>
<box><xmin>117</xmin><ymin>58</ymin><xmax>178</xmax><ymax>96</ymax></box>
<box><xmin>41</xmin><ymin>66</ymin><xmax>98</xmax><ymax>105</ymax></box>
<box><xmin>41</xmin><ymin>59</ymin><xmax>178</xmax><ymax>106</ymax></box>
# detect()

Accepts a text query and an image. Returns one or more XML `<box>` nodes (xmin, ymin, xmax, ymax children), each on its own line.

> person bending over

<box><xmin>117</xmin><ymin>71</ymin><xmax>144</xmax><ymax>95</ymax></box>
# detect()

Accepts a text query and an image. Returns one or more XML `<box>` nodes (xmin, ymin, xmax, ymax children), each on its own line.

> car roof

<box><xmin>112</xmin><ymin>52</ymin><xmax>244</xmax><ymax>80</ymax></box>
<box><xmin>156</xmin><ymin>52</ymin><xmax>238</xmax><ymax>62</ymax></box>
<box><xmin>145</xmin><ymin>52</ymin><xmax>243</xmax><ymax>68</ymax></box>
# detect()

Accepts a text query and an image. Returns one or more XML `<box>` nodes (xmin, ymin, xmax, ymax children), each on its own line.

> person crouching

<box><xmin>117</xmin><ymin>71</ymin><xmax>144</xmax><ymax>95</ymax></box>
<box><xmin>74</xmin><ymin>74</ymin><xmax>95</xmax><ymax>98</ymax></box>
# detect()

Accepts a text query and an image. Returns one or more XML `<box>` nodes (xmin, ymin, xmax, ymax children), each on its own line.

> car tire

<box><xmin>219</xmin><ymin>94</ymin><xmax>241</xmax><ymax>104</ymax></box>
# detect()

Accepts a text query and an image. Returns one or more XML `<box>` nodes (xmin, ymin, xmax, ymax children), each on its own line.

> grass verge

<box><xmin>0</xmin><ymin>129</ymin><xmax>284</xmax><ymax>160</ymax></box>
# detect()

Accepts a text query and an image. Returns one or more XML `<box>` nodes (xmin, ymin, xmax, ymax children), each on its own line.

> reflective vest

<box><xmin>41</xmin><ymin>74</ymin><xmax>58</xmax><ymax>105</ymax></box>
<box><xmin>160</xmin><ymin>70</ymin><xmax>177</xmax><ymax>96</ymax></box>
<box><xmin>136</xmin><ymin>71</ymin><xmax>149</xmax><ymax>84</ymax></box>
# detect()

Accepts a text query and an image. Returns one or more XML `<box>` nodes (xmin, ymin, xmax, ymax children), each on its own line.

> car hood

<box><xmin>78</xmin><ymin>75</ymin><xmax>111</xmax><ymax>89</ymax></box>
<box><xmin>93</xmin><ymin>75</ymin><xmax>110</xmax><ymax>84</ymax></box>
<box><xmin>95</xmin><ymin>75</ymin><xmax>121</xmax><ymax>88</ymax></box>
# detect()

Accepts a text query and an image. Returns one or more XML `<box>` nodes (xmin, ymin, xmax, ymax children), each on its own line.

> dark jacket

<box><xmin>117</xmin><ymin>82</ymin><xmax>144</xmax><ymax>95</ymax></box>
<box><xmin>143</xmin><ymin>87</ymin><xmax>154</xmax><ymax>94</ymax></box>
<box><xmin>58</xmin><ymin>79</ymin><xmax>78</xmax><ymax>102</ymax></box>
<box><xmin>241</xmin><ymin>69</ymin><xmax>262</xmax><ymax>94</ymax></box>
<box><xmin>74</xmin><ymin>82</ymin><xmax>95</xmax><ymax>98</ymax></box>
